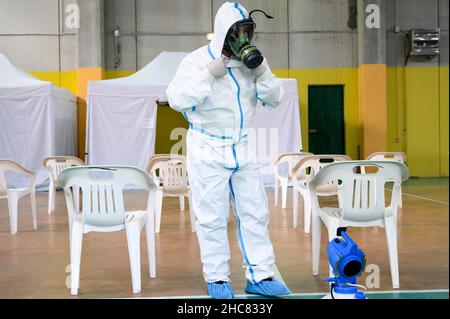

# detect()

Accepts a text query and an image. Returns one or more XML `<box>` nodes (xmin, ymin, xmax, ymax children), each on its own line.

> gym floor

<box><xmin>0</xmin><ymin>178</ymin><xmax>448</xmax><ymax>299</ymax></box>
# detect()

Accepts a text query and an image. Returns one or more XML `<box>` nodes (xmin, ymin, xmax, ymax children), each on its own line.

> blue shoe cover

<box><xmin>245</xmin><ymin>278</ymin><xmax>291</xmax><ymax>297</ymax></box>
<box><xmin>207</xmin><ymin>282</ymin><xmax>234</xmax><ymax>299</ymax></box>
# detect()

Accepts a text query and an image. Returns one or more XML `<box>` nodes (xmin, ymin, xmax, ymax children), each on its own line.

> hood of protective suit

<box><xmin>210</xmin><ymin>1</ymin><xmax>250</xmax><ymax>59</ymax></box>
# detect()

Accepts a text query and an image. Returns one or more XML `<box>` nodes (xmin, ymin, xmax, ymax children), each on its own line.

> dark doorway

<box><xmin>308</xmin><ymin>85</ymin><xmax>345</xmax><ymax>155</ymax></box>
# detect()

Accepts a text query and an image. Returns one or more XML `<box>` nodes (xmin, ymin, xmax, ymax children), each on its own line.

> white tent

<box><xmin>252</xmin><ymin>78</ymin><xmax>302</xmax><ymax>185</ymax></box>
<box><xmin>86</xmin><ymin>52</ymin><xmax>189</xmax><ymax>170</ymax></box>
<box><xmin>87</xmin><ymin>51</ymin><xmax>301</xmax><ymax>183</ymax></box>
<box><xmin>0</xmin><ymin>53</ymin><xmax>77</xmax><ymax>189</ymax></box>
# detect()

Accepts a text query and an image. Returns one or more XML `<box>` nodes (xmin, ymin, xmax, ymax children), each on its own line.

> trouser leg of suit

<box><xmin>229</xmin><ymin>154</ymin><xmax>275</xmax><ymax>283</ymax></box>
<box><xmin>187</xmin><ymin>133</ymin><xmax>233</xmax><ymax>283</ymax></box>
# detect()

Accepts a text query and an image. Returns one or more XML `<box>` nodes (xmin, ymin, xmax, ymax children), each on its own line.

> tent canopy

<box><xmin>86</xmin><ymin>52</ymin><xmax>189</xmax><ymax>169</ymax></box>
<box><xmin>0</xmin><ymin>53</ymin><xmax>77</xmax><ymax>189</ymax></box>
<box><xmin>0</xmin><ymin>53</ymin><xmax>75</xmax><ymax>102</ymax></box>
<box><xmin>89</xmin><ymin>51</ymin><xmax>189</xmax><ymax>101</ymax></box>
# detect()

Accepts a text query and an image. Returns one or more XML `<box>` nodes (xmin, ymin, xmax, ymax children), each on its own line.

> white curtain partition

<box><xmin>87</xmin><ymin>95</ymin><xmax>158</xmax><ymax>170</ymax></box>
<box><xmin>252</xmin><ymin>78</ymin><xmax>302</xmax><ymax>186</ymax></box>
<box><xmin>0</xmin><ymin>54</ymin><xmax>77</xmax><ymax>189</ymax></box>
<box><xmin>87</xmin><ymin>52</ymin><xmax>301</xmax><ymax>186</ymax></box>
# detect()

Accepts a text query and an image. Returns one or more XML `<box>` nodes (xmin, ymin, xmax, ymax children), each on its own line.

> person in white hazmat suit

<box><xmin>166</xmin><ymin>1</ymin><xmax>291</xmax><ymax>299</ymax></box>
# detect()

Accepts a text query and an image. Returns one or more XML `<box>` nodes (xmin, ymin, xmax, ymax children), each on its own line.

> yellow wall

<box><xmin>277</xmin><ymin>68</ymin><xmax>360</xmax><ymax>160</ymax></box>
<box><xmin>358</xmin><ymin>64</ymin><xmax>387</xmax><ymax>158</ymax></box>
<box><xmin>29</xmin><ymin>66</ymin><xmax>449</xmax><ymax>177</ymax></box>
<box><xmin>30</xmin><ymin>71</ymin><xmax>78</xmax><ymax>95</ymax></box>
<box><xmin>439</xmin><ymin>67</ymin><xmax>449</xmax><ymax>177</ymax></box>
<box><xmin>387</xmin><ymin>66</ymin><xmax>449</xmax><ymax>177</ymax></box>
<box><xmin>387</xmin><ymin>67</ymin><xmax>405</xmax><ymax>153</ymax></box>
<box><xmin>103</xmin><ymin>70</ymin><xmax>135</xmax><ymax>79</ymax></box>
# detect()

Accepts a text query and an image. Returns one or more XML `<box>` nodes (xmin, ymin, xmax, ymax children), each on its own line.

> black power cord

<box><xmin>330</xmin><ymin>283</ymin><xmax>336</xmax><ymax>299</ymax></box>
<box><xmin>248</xmin><ymin>9</ymin><xmax>274</xmax><ymax>20</ymax></box>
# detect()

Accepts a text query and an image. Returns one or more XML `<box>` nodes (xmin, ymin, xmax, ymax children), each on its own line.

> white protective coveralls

<box><xmin>166</xmin><ymin>1</ymin><xmax>281</xmax><ymax>283</ymax></box>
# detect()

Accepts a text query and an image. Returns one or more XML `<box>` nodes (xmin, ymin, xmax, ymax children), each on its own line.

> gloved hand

<box><xmin>207</xmin><ymin>58</ymin><xmax>228</xmax><ymax>78</ymax></box>
<box><xmin>252</xmin><ymin>63</ymin><xmax>267</xmax><ymax>78</ymax></box>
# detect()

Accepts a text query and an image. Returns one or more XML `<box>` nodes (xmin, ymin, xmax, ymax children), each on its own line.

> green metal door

<box><xmin>308</xmin><ymin>85</ymin><xmax>345</xmax><ymax>154</ymax></box>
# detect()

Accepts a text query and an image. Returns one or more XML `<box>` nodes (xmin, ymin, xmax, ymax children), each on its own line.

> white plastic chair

<box><xmin>0</xmin><ymin>160</ymin><xmax>37</xmax><ymax>234</ymax></box>
<box><xmin>57</xmin><ymin>166</ymin><xmax>157</xmax><ymax>295</ymax></box>
<box><xmin>43</xmin><ymin>156</ymin><xmax>85</xmax><ymax>215</ymax></box>
<box><xmin>146</xmin><ymin>154</ymin><xmax>195</xmax><ymax>233</ymax></box>
<box><xmin>273</xmin><ymin>152</ymin><xmax>313</xmax><ymax>208</ymax></box>
<box><xmin>310</xmin><ymin>161</ymin><xmax>409</xmax><ymax>288</ymax></box>
<box><xmin>365</xmin><ymin>152</ymin><xmax>407</xmax><ymax>208</ymax></box>
<box><xmin>291</xmin><ymin>155</ymin><xmax>351</xmax><ymax>233</ymax></box>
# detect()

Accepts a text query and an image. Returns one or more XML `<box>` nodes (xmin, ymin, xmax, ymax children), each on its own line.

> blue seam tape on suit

<box><xmin>234</xmin><ymin>2</ymin><xmax>247</xmax><ymax>19</ymax></box>
<box><xmin>229</xmin><ymin>179</ymin><xmax>256</xmax><ymax>283</ymax></box>
<box><xmin>182</xmin><ymin>111</ymin><xmax>232</xmax><ymax>140</ymax></box>
<box><xmin>227</xmin><ymin>68</ymin><xmax>244</xmax><ymax>140</ymax></box>
<box><xmin>207</xmin><ymin>44</ymin><xmax>215</xmax><ymax>60</ymax></box>
<box><xmin>231</xmin><ymin>144</ymin><xmax>239</xmax><ymax>172</ymax></box>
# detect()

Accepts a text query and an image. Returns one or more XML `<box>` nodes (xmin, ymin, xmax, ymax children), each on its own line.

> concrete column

<box><xmin>76</xmin><ymin>0</ymin><xmax>104</xmax><ymax>160</ymax></box>
<box><xmin>357</xmin><ymin>0</ymin><xmax>387</xmax><ymax>158</ymax></box>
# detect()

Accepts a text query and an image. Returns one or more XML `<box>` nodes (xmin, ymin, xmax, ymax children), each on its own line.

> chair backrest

<box><xmin>57</xmin><ymin>166</ymin><xmax>156</xmax><ymax>228</ymax></box>
<box><xmin>146</xmin><ymin>154</ymin><xmax>188</xmax><ymax>195</ymax></box>
<box><xmin>0</xmin><ymin>159</ymin><xmax>35</xmax><ymax>196</ymax></box>
<box><xmin>43</xmin><ymin>156</ymin><xmax>85</xmax><ymax>182</ymax></box>
<box><xmin>274</xmin><ymin>152</ymin><xmax>313</xmax><ymax>178</ymax></box>
<box><xmin>291</xmin><ymin>154</ymin><xmax>351</xmax><ymax>182</ymax></box>
<box><xmin>365</xmin><ymin>152</ymin><xmax>407</xmax><ymax>163</ymax></box>
<box><xmin>310</xmin><ymin>161</ymin><xmax>409</xmax><ymax>222</ymax></box>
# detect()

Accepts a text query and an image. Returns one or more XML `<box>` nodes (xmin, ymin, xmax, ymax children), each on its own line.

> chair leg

<box><xmin>311</xmin><ymin>212</ymin><xmax>322</xmax><ymax>275</ymax></box>
<box><xmin>188</xmin><ymin>193</ymin><xmax>196</xmax><ymax>233</ymax></box>
<box><xmin>68</xmin><ymin>214</ymin><xmax>73</xmax><ymax>260</ymax></box>
<box><xmin>30</xmin><ymin>191</ymin><xmax>37</xmax><ymax>230</ymax></box>
<box><xmin>126</xmin><ymin>223</ymin><xmax>142</xmax><ymax>293</ymax></box>
<box><xmin>73</xmin><ymin>185</ymin><xmax>80</xmax><ymax>213</ymax></box>
<box><xmin>398</xmin><ymin>186</ymin><xmax>403</xmax><ymax>208</ymax></box>
<box><xmin>52</xmin><ymin>188</ymin><xmax>56</xmax><ymax>212</ymax></box>
<box><xmin>146</xmin><ymin>216</ymin><xmax>156</xmax><ymax>278</ymax></box>
<box><xmin>292</xmin><ymin>188</ymin><xmax>299</xmax><ymax>228</ymax></box>
<box><xmin>154</xmin><ymin>190</ymin><xmax>163</xmax><ymax>233</ymax></box>
<box><xmin>385</xmin><ymin>216</ymin><xmax>400</xmax><ymax>289</ymax></box>
<box><xmin>70</xmin><ymin>221</ymin><xmax>83</xmax><ymax>296</ymax></box>
<box><xmin>303</xmin><ymin>191</ymin><xmax>312</xmax><ymax>234</ymax></box>
<box><xmin>6</xmin><ymin>193</ymin><xmax>18</xmax><ymax>234</ymax></box>
<box><xmin>274</xmin><ymin>178</ymin><xmax>279</xmax><ymax>207</ymax></box>
<box><xmin>179</xmin><ymin>196</ymin><xmax>185</xmax><ymax>211</ymax></box>
<box><xmin>48</xmin><ymin>183</ymin><xmax>55</xmax><ymax>215</ymax></box>
<box><xmin>281</xmin><ymin>179</ymin><xmax>288</xmax><ymax>209</ymax></box>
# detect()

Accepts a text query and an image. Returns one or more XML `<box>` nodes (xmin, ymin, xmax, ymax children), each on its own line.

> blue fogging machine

<box><xmin>323</xmin><ymin>227</ymin><xmax>367</xmax><ymax>299</ymax></box>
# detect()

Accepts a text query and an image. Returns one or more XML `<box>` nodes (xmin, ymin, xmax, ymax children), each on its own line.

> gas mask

<box><xmin>223</xmin><ymin>9</ymin><xmax>274</xmax><ymax>69</ymax></box>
